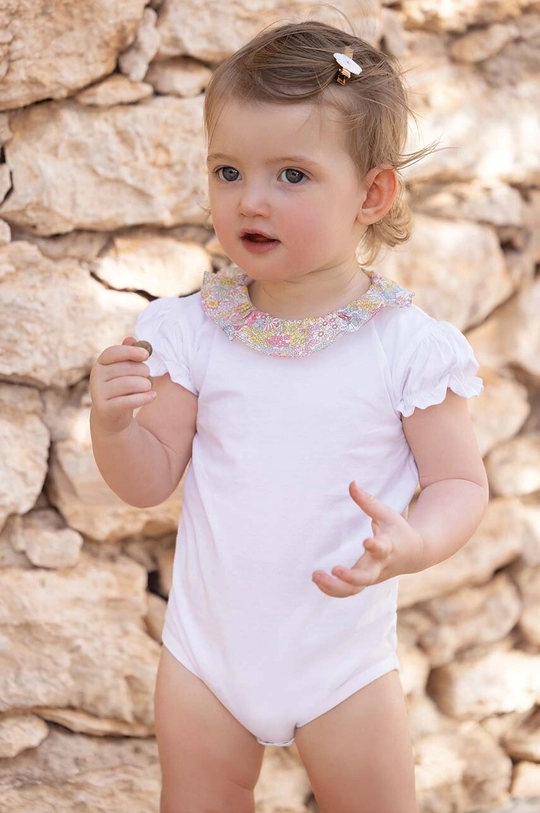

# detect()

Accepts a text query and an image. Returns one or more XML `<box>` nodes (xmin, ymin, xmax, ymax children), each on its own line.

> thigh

<box><xmin>294</xmin><ymin>670</ymin><xmax>418</xmax><ymax>813</ymax></box>
<box><xmin>154</xmin><ymin>646</ymin><xmax>265</xmax><ymax>813</ymax></box>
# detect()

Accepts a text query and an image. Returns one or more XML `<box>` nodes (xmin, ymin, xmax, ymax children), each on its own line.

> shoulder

<box><xmin>135</xmin><ymin>290</ymin><xmax>207</xmax><ymax>335</ymax></box>
<box><xmin>371</xmin><ymin>303</ymin><xmax>438</xmax><ymax>360</ymax></box>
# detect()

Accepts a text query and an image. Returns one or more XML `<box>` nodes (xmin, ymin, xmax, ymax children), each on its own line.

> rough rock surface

<box><xmin>1</xmin><ymin>1</ymin><xmax>540</xmax><ymax>811</ymax></box>
<box><xmin>0</xmin><ymin>383</ymin><xmax>49</xmax><ymax>532</ymax></box>
<box><xmin>0</xmin><ymin>0</ymin><xmax>147</xmax><ymax>111</ymax></box>
<box><xmin>0</xmin><ymin>97</ymin><xmax>207</xmax><ymax>234</ymax></box>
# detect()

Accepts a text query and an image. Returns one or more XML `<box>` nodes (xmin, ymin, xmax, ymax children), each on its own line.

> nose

<box><xmin>238</xmin><ymin>181</ymin><xmax>270</xmax><ymax>218</ymax></box>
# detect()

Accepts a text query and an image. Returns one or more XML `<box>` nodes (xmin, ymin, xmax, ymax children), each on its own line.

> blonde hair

<box><xmin>204</xmin><ymin>20</ymin><xmax>434</xmax><ymax>265</ymax></box>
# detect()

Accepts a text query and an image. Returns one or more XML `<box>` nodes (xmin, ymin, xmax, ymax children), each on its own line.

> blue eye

<box><xmin>216</xmin><ymin>166</ymin><xmax>240</xmax><ymax>182</ymax></box>
<box><xmin>280</xmin><ymin>168</ymin><xmax>305</xmax><ymax>184</ymax></box>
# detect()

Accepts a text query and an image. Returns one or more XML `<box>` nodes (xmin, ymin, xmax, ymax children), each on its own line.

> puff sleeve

<box><xmin>134</xmin><ymin>297</ymin><xmax>198</xmax><ymax>395</ymax></box>
<box><xmin>396</xmin><ymin>321</ymin><xmax>483</xmax><ymax>418</ymax></box>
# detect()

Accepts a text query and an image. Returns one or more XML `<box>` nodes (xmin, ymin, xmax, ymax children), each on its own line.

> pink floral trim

<box><xmin>201</xmin><ymin>266</ymin><xmax>414</xmax><ymax>358</ymax></box>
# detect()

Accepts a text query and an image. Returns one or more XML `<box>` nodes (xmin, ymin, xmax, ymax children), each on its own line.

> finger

<box><xmin>312</xmin><ymin>570</ymin><xmax>364</xmax><ymax>598</ymax></box>
<box><xmin>349</xmin><ymin>482</ymin><xmax>396</xmax><ymax>526</ymax></box>
<box><xmin>101</xmin><ymin>360</ymin><xmax>151</xmax><ymax>382</ymax></box>
<box><xmin>105</xmin><ymin>391</ymin><xmax>157</xmax><ymax>412</ymax></box>
<box><xmin>98</xmin><ymin>343</ymin><xmax>149</xmax><ymax>366</ymax></box>
<box><xmin>122</xmin><ymin>336</ymin><xmax>137</xmax><ymax>346</ymax></box>
<box><xmin>104</xmin><ymin>376</ymin><xmax>153</xmax><ymax>400</ymax></box>
<box><xmin>331</xmin><ymin>561</ymin><xmax>382</xmax><ymax>588</ymax></box>
<box><xmin>363</xmin><ymin>536</ymin><xmax>392</xmax><ymax>560</ymax></box>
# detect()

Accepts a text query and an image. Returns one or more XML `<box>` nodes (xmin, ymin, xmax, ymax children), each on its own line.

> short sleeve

<box><xmin>396</xmin><ymin>321</ymin><xmax>483</xmax><ymax>418</ymax></box>
<box><xmin>134</xmin><ymin>297</ymin><xmax>198</xmax><ymax>395</ymax></box>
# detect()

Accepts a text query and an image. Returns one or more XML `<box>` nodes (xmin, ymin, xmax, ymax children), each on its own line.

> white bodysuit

<box><xmin>135</xmin><ymin>267</ymin><xmax>483</xmax><ymax>747</ymax></box>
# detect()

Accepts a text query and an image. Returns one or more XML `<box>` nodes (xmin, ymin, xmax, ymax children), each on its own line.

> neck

<box><xmin>247</xmin><ymin>262</ymin><xmax>371</xmax><ymax>320</ymax></box>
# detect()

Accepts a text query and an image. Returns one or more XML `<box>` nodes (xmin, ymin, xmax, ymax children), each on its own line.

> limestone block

<box><xmin>411</xmin><ymin>180</ymin><xmax>524</xmax><ymax>227</ymax></box>
<box><xmin>414</xmin><ymin>723</ymin><xmax>512</xmax><ymax>811</ymax></box>
<box><xmin>478</xmin><ymin>708</ymin><xmax>532</xmax><ymax>744</ymax></box>
<box><xmin>156</xmin><ymin>0</ymin><xmax>382</xmax><ymax>62</ymax></box>
<box><xmin>11</xmin><ymin>229</ymin><xmax>109</xmax><ymax>262</ymax></box>
<box><xmin>485</xmin><ymin>433</ymin><xmax>540</xmax><ymax>497</ymax></box>
<box><xmin>480</xmin><ymin>21</ymin><xmax>540</xmax><ymax>87</ymax></box>
<box><xmin>43</xmin><ymin>384</ymin><xmax>184</xmax><ymax>544</ymax></box>
<box><xmin>381</xmin><ymin>8</ymin><xmax>408</xmax><ymax>58</ymax></box>
<box><xmin>415</xmin><ymin>574</ymin><xmax>522</xmax><ymax>667</ymax></box>
<box><xmin>0</xmin><ymin>162</ymin><xmax>11</xmax><ymax>204</ymax></box>
<box><xmin>0</xmin><ymin>764</ymin><xmax>161</xmax><ymax>812</ymax></box>
<box><xmin>503</xmin><ymin>707</ymin><xmax>540</xmax><ymax>761</ymax></box>
<box><xmin>0</xmin><ymin>112</ymin><xmax>12</xmax><ymax>144</ymax></box>
<box><xmin>397</xmin><ymin>636</ymin><xmax>431</xmax><ymax>697</ymax></box>
<box><xmin>0</xmin><ymin>724</ymin><xmax>159</xmax><ymax>790</ymax></box>
<box><xmin>428</xmin><ymin>649</ymin><xmax>540</xmax><ymax>719</ymax></box>
<box><xmin>37</xmin><ymin>708</ymin><xmax>154</xmax><ymax>738</ymax></box>
<box><xmin>0</xmin><ymin>552</ymin><xmax>159</xmax><ymax>724</ymax></box>
<box><xmin>145</xmin><ymin>592</ymin><xmax>167</xmax><ymax>642</ymax></box>
<box><xmin>522</xmin><ymin>189</ymin><xmax>540</xmax><ymax>265</ymax></box>
<box><xmin>467</xmin><ymin>368</ymin><xmax>530</xmax><ymax>458</ymax></box>
<box><xmin>402</xmin><ymin>33</ymin><xmax>540</xmax><ymax>185</ymax></box>
<box><xmin>520</xmin><ymin>496</ymin><xmax>540</xmax><ymax>566</ymax></box>
<box><xmin>0</xmin><ymin>241</ymin><xmax>149</xmax><ymax>388</ymax></box>
<box><xmin>76</xmin><ymin>75</ymin><xmax>154</xmax><ymax>107</ymax></box>
<box><xmin>376</xmin><ymin>214</ymin><xmax>511</xmax><ymax>330</ymax></box>
<box><xmin>398</xmin><ymin>498</ymin><xmax>524</xmax><ymax>608</ymax></box>
<box><xmin>468</xmin><ymin>280</ymin><xmax>540</xmax><ymax>382</ymax></box>
<box><xmin>157</xmin><ymin>546</ymin><xmax>174</xmax><ymax>597</ymax></box>
<box><xmin>0</xmin><ymin>383</ymin><xmax>49</xmax><ymax>532</ymax></box>
<box><xmin>406</xmin><ymin>693</ymin><xmax>457</xmax><ymax>742</ymax></box>
<box><xmin>0</xmin><ymin>96</ymin><xmax>206</xmax><ymax>235</ymax></box>
<box><xmin>255</xmin><ymin>746</ymin><xmax>312</xmax><ymax>813</ymax></box>
<box><xmin>449</xmin><ymin>22</ymin><xmax>519</xmax><ymax>62</ymax></box>
<box><xmin>0</xmin><ymin>0</ymin><xmax>147</xmax><ymax>111</ymax></box>
<box><xmin>123</xmin><ymin>532</ymin><xmax>176</xmax><ymax>572</ymax></box>
<box><xmin>0</xmin><ymin>517</ymin><xmax>32</xmax><ymax>568</ymax></box>
<box><xmin>8</xmin><ymin>509</ymin><xmax>83</xmax><ymax>569</ymax></box>
<box><xmin>92</xmin><ymin>230</ymin><xmax>211</xmax><ymax>297</ymax></box>
<box><xmin>510</xmin><ymin>563</ymin><xmax>540</xmax><ymax>647</ymax></box>
<box><xmin>512</xmin><ymin>763</ymin><xmax>540</xmax><ymax>797</ymax></box>
<box><xmin>0</xmin><ymin>714</ymin><xmax>49</xmax><ymax>758</ymax></box>
<box><xmin>145</xmin><ymin>57</ymin><xmax>212</xmax><ymax>97</ymax></box>
<box><xmin>119</xmin><ymin>7</ymin><xmax>161</xmax><ymax>82</ymax></box>
<box><xmin>400</xmin><ymin>0</ymin><xmax>531</xmax><ymax>33</ymax></box>
<box><xmin>0</xmin><ymin>218</ymin><xmax>11</xmax><ymax>244</ymax></box>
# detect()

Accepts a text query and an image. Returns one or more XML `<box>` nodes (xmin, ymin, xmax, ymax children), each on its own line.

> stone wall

<box><xmin>0</xmin><ymin>1</ymin><xmax>539</xmax><ymax>811</ymax></box>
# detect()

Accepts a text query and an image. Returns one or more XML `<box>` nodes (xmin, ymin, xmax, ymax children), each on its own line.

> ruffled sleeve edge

<box><xmin>396</xmin><ymin>321</ymin><xmax>483</xmax><ymax>418</ymax></box>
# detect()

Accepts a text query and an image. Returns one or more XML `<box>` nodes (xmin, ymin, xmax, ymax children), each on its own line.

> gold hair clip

<box><xmin>333</xmin><ymin>46</ymin><xmax>362</xmax><ymax>85</ymax></box>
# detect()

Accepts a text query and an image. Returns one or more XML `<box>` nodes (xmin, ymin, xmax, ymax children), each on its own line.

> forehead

<box><xmin>207</xmin><ymin>99</ymin><xmax>350</xmax><ymax>159</ymax></box>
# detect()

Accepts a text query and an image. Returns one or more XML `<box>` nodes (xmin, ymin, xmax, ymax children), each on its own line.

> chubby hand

<box><xmin>311</xmin><ymin>482</ymin><xmax>424</xmax><ymax>598</ymax></box>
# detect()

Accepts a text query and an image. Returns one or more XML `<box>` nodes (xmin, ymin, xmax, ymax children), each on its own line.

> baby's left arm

<box><xmin>312</xmin><ymin>390</ymin><xmax>489</xmax><ymax>598</ymax></box>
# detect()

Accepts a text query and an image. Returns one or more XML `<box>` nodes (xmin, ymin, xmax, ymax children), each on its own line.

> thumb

<box><xmin>349</xmin><ymin>482</ymin><xmax>394</xmax><ymax>525</ymax></box>
<box><xmin>122</xmin><ymin>336</ymin><xmax>137</xmax><ymax>346</ymax></box>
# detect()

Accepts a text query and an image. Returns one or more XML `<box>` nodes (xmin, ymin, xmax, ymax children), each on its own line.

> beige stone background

<box><xmin>1</xmin><ymin>0</ymin><xmax>540</xmax><ymax>811</ymax></box>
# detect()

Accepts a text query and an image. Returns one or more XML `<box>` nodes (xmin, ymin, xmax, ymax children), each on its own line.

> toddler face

<box><xmin>207</xmin><ymin>100</ymin><xmax>369</xmax><ymax>283</ymax></box>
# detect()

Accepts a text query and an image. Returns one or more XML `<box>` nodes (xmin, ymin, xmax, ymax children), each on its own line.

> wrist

<box><xmin>89</xmin><ymin>407</ymin><xmax>135</xmax><ymax>440</ymax></box>
<box><xmin>397</xmin><ymin>524</ymin><xmax>426</xmax><ymax>576</ymax></box>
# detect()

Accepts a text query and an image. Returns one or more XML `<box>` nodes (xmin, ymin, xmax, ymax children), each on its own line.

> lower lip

<box><xmin>241</xmin><ymin>237</ymin><xmax>281</xmax><ymax>254</ymax></box>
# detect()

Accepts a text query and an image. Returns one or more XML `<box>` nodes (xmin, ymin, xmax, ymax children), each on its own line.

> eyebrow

<box><xmin>206</xmin><ymin>152</ymin><xmax>322</xmax><ymax>167</ymax></box>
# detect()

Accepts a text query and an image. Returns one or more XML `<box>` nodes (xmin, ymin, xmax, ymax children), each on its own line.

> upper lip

<box><xmin>240</xmin><ymin>228</ymin><xmax>278</xmax><ymax>240</ymax></box>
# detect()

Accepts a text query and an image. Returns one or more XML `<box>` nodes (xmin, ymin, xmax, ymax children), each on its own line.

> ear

<box><xmin>356</xmin><ymin>166</ymin><xmax>398</xmax><ymax>225</ymax></box>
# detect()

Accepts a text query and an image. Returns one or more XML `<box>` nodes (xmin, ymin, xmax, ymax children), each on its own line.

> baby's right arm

<box><xmin>89</xmin><ymin>337</ymin><xmax>198</xmax><ymax>508</ymax></box>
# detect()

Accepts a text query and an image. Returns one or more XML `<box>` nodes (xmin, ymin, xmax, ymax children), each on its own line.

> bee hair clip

<box><xmin>333</xmin><ymin>46</ymin><xmax>362</xmax><ymax>86</ymax></box>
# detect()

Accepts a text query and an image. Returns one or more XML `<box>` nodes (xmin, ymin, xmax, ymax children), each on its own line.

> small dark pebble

<box><xmin>134</xmin><ymin>340</ymin><xmax>153</xmax><ymax>357</ymax></box>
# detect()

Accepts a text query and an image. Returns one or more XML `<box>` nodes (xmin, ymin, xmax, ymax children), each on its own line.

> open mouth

<box><xmin>240</xmin><ymin>230</ymin><xmax>280</xmax><ymax>253</ymax></box>
<box><xmin>242</xmin><ymin>231</ymin><xmax>278</xmax><ymax>243</ymax></box>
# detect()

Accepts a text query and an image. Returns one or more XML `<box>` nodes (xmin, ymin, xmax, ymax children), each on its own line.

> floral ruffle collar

<box><xmin>200</xmin><ymin>266</ymin><xmax>414</xmax><ymax>358</ymax></box>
